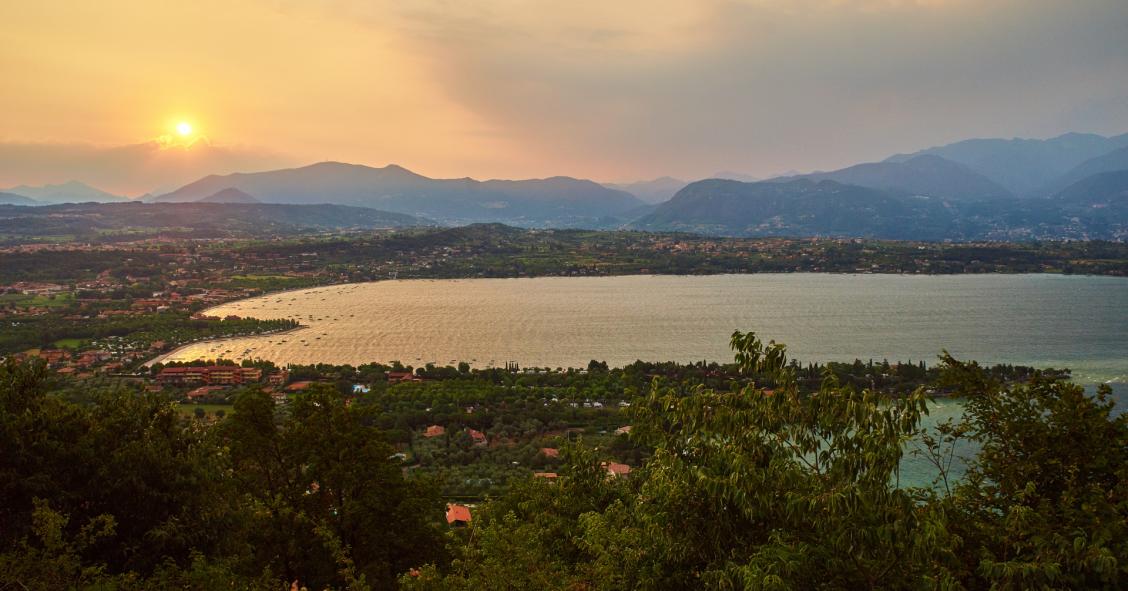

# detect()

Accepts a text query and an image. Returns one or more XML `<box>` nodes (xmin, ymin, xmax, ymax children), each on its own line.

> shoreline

<box><xmin>143</xmin><ymin>325</ymin><xmax>306</xmax><ymax>367</ymax></box>
<box><xmin>144</xmin><ymin>274</ymin><xmax>1128</xmax><ymax>383</ymax></box>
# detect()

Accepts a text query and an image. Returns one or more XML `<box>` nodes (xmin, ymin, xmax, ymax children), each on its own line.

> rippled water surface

<box><xmin>163</xmin><ymin>274</ymin><xmax>1128</xmax><ymax>383</ymax></box>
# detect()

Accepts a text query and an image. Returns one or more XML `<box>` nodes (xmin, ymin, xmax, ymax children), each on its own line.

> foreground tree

<box><xmin>223</xmin><ymin>386</ymin><xmax>447</xmax><ymax>589</ymax></box>
<box><xmin>406</xmin><ymin>332</ymin><xmax>961</xmax><ymax>590</ymax></box>
<box><xmin>941</xmin><ymin>356</ymin><xmax>1128</xmax><ymax>589</ymax></box>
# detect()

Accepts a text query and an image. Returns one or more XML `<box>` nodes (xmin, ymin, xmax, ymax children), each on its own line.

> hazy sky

<box><xmin>2</xmin><ymin>0</ymin><xmax>1127</xmax><ymax>194</ymax></box>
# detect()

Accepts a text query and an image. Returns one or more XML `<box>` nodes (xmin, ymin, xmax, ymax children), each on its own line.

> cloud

<box><xmin>357</xmin><ymin>0</ymin><xmax>1128</xmax><ymax>179</ymax></box>
<box><xmin>0</xmin><ymin>141</ymin><xmax>297</xmax><ymax>196</ymax></box>
<box><xmin>3</xmin><ymin>0</ymin><xmax>1126</xmax><ymax>183</ymax></box>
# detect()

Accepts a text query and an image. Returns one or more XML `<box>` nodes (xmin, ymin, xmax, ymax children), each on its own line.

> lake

<box><xmin>163</xmin><ymin>273</ymin><xmax>1128</xmax><ymax>384</ymax></box>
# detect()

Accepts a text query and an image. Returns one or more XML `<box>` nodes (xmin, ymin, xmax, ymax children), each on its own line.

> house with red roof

<box><xmin>446</xmin><ymin>503</ymin><xmax>472</xmax><ymax>527</ymax></box>
<box><xmin>466</xmin><ymin>428</ymin><xmax>488</xmax><ymax>447</ymax></box>
<box><xmin>603</xmin><ymin>462</ymin><xmax>632</xmax><ymax>478</ymax></box>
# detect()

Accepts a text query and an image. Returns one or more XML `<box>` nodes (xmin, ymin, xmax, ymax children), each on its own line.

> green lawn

<box><xmin>177</xmin><ymin>403</ymin><xmax>235</xmax><ymax>417</ymax></box>
<box><xmin>0</xmin><ymin>292</ymin><xmax>74</xmax><ymax>308</ymax></box>
<box><xmin>53</xmin><ymin>338</ymin><xmax>83</xmax><ymax>349</ymax></box>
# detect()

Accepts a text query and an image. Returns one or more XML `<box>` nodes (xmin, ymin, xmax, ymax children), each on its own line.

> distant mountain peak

<box><xmin>198</xmin><ymin>187</ymin><xmax>260</xmax><ymax>204</ymax></box>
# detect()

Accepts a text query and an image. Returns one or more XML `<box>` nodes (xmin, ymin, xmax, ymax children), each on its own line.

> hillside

<box><xmin>198</xmin><ymin>187</ymin><xmax>260</xmax><ymax>203</ymax></box>
<box><xmin>153</xmin><ymin>162</ymin><xmax>644</xmax><ymax>226</ymax></box>
<box><xmin>778</xmin><ymin>154</ymin><xmax>1013</xmax><ymax>201</ymax></box>
<box><xmin>1038</xmin><ymin>145</ymin><xmax>1128</xmax><ymax>197</ymax></box>
<box><xmin>886</xmin><ymin>132</ymin><xmax>1128</xmax><ymax>195</ymax></box>
<box><xmin>0</xmin><ymin>201</ymin><xmax>426</xmax><ymax>241</ymax></box>
<box><xmin>631</xmin><ymin>176</ymin><xmax>1128</xmax><ymax>241</ymax></box>
<box><xmin>632</xmin><ymin>178</ymin><xmax>963</xmax><ymax>240</ymax></box>
<box><xmin>1054</xmin><ymin>170</ymin><xmax>1128</xmax><ymax>207</ymax></box>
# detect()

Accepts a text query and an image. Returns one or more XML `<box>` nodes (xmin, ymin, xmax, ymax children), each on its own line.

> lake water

<box><xmin>165</xmin><ymin>274</ymin><xmax>1128</xmax><ymax>384</ymax></box>
<box><xmin>165</xmin><ymin>273</ymin><xmax>1127</xmax><ymax>489</ymax></box>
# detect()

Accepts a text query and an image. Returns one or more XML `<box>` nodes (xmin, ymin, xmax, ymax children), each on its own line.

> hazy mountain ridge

<box><xmin>154</xmin><ymin>162</ymin><xmax>644</xmax><ymax>227</ymax></box>
<box><xmin>631</xmin><ymin>175</ymin><xmax>1128</xmax><ymax>240</ymax></box>
<box><xmin>0</xmin><ymin>192</ymin><xmax>41</xmax><ymax>206</ymax></box>
<box><xmin>1037</xmin><ymin>146</ymin><xmax>1128</xmax><ymax>197</ymax></box>
<box><xmin>886</xmin><ymin>132</ymin><xmax>1128</xmax><ymax>195</ymax></box>
<box><xmin>773</xmin><ymin>154</ymin><xmax>1013</xmax><ymax>201</ymax></box>
<box><xmin>605</xmin><ymin>177</ymin><xmax>690</xmax><ymax>204</ymax></box>
<box><xmin>3</xmin><ymin>180</ymin><xmax>129</xmax><ymax>204</ymax></box>
<box><xmin>1054</xmin><ymin>170</ymin><xmax>1128</xmax><ymax>206</ymax></box>
<box><xmin>632</xmin><ymin>178</ymin><xmax>965</xmax><ymax>240</ymax></box>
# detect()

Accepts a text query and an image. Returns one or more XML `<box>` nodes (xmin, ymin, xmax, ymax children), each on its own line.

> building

<box><xmin>206</xmin><ymin>366</ymin><xmax>242</xmax><ymax>385</ymax></box>
<box><xmin>467</xmin><ymin>428</ymin><xmax>488</xmax><ymax>447</ymax></box>
<box><xmin>540</xmin><ymin>447</ymin><xmax>560</xmax><ymax>458</ymax></box>
<box><xmin>156</xmin><ymin>365</ymin><xmax>256</xmax><ymax>387</ymax></box>
<box><xmin>446</xmin><ymin>504</ymin><xmax>472</xmax><ymax>527</ymax></box>
<box><xmin>156</xmin><ymin>366</ymin><xmax>208</xmax><ymax>386</ymax></box>
<box><xmin>603</xmin><ymin>462</ymin><xmax>632</xmax><ymax>478</ymax></box>
<box><xmin>423</xmin><ymin>425</ymin><xmax>446</xmax><ymax>438</ymax></box>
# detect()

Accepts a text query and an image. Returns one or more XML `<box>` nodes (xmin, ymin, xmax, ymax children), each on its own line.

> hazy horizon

<box><xmin>3</xmin><ymin>0</ymin><xmax>1128</xmax><ymax>194</ymax></box>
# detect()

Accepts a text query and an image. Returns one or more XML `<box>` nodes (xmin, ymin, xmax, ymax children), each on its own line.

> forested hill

<box><xmin>631</xmin><ymin>176</ymin><xmax>1128</xmax><ymax>240</ymax></box>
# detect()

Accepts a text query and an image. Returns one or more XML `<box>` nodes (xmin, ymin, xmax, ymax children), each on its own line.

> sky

<box><xmin>2</xmin><ymin>0</ymin><xmax>1127</xmax><ymax>195</ymax></box>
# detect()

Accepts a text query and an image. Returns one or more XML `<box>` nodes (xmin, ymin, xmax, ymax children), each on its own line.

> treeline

<box><xmin>1</xmin><ymin>333</ymin><xmax>1125</xmax><ymax>589</ymax></box>
<box><xmin>0</xmin><ymin>312</ymin><xmax>298</xmax><ymax>354</ymax></box>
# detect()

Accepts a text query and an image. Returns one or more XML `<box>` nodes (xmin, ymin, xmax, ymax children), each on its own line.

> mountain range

<box><xmin>629</xmin><ymin>131</ymin><xmax>1128</xmax><ymax>240</ymax></box>
<box><xmin>151</xmin><ymin>162</ymin><xmax>643</xmax><ymax>227</ymax></box>
<box><xmin>885</xmin><ymin>132</ymin><xmax>1128</xmax><ymax>196</ymax></box>
<box><xmin>771</xmin><ymin>154</ymin><xmax>1013</xmax><ymax>201</ymax></box>
<box><xmin>6</xmin><ymin>130</ymin><xmax>1128</xmax><ymax>240</ymax></box>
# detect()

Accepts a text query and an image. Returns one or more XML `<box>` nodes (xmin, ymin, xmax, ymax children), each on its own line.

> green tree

<box><xmin>941</xmin><ymin>356</ymin><xmax>1128</xmax><ymax>589</ymax></box>
<box><xmin>224</xmin><ymin>386</ymin><xmax>447</xmax><ymax>589</ymax></box>
<box><xmin>406</xmin><ymin>332</ymin><xmax>959</xmax><ymax>590</ymax></box>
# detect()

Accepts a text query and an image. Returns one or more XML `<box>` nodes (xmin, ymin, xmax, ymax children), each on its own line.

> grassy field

<box><xmin>53</xmin><ymin>338</ymin><xmax>83</xmax><ymax>348</ymax></box>
<box><xmin>0</xmin><ymin>292</ymin><xmax>75</xmax><ymax>308</ymax></box>
<box><xmin>177</xmin><ymin>403</ymin><xmax>235</xmax><ymax>417</ymax></box>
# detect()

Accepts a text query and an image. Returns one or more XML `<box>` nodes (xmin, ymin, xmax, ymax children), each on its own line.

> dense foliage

<box><xmin>404</xmin><ymin>334</ymin><xmax>1127</xmax><ymax>590</ymax></box>
<box><xmin>1</xmin><ymin>333</ymin><xmax>1124</xmax><ymax>589</ymax></box>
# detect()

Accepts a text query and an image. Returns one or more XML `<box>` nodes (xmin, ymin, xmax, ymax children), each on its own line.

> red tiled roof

<box><xmin>603</xmin><ymin>462</ymin><xmax>631</xmax><ymax>477</ymax></box>
<box><xmin>446</xmin><ymin>503</ymin><xmax>472</xmax><ymax>525</ymax></box>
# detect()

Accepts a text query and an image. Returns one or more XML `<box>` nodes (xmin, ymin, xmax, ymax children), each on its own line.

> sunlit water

<box><xmin>165</xmin><ymin>274</ymin><xmax>1128</xmax><ymax>382</ymax></box>
<box><xmin>163</xmin><ymin>273</ymin><xmax>1128</xmax><ymax>489</ymax></box>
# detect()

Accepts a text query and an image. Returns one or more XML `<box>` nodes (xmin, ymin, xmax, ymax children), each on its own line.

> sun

<box><xmin>176</xmin><ymin>121</ymin><xmax>193</xmax><ymax>136</ymax></box>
